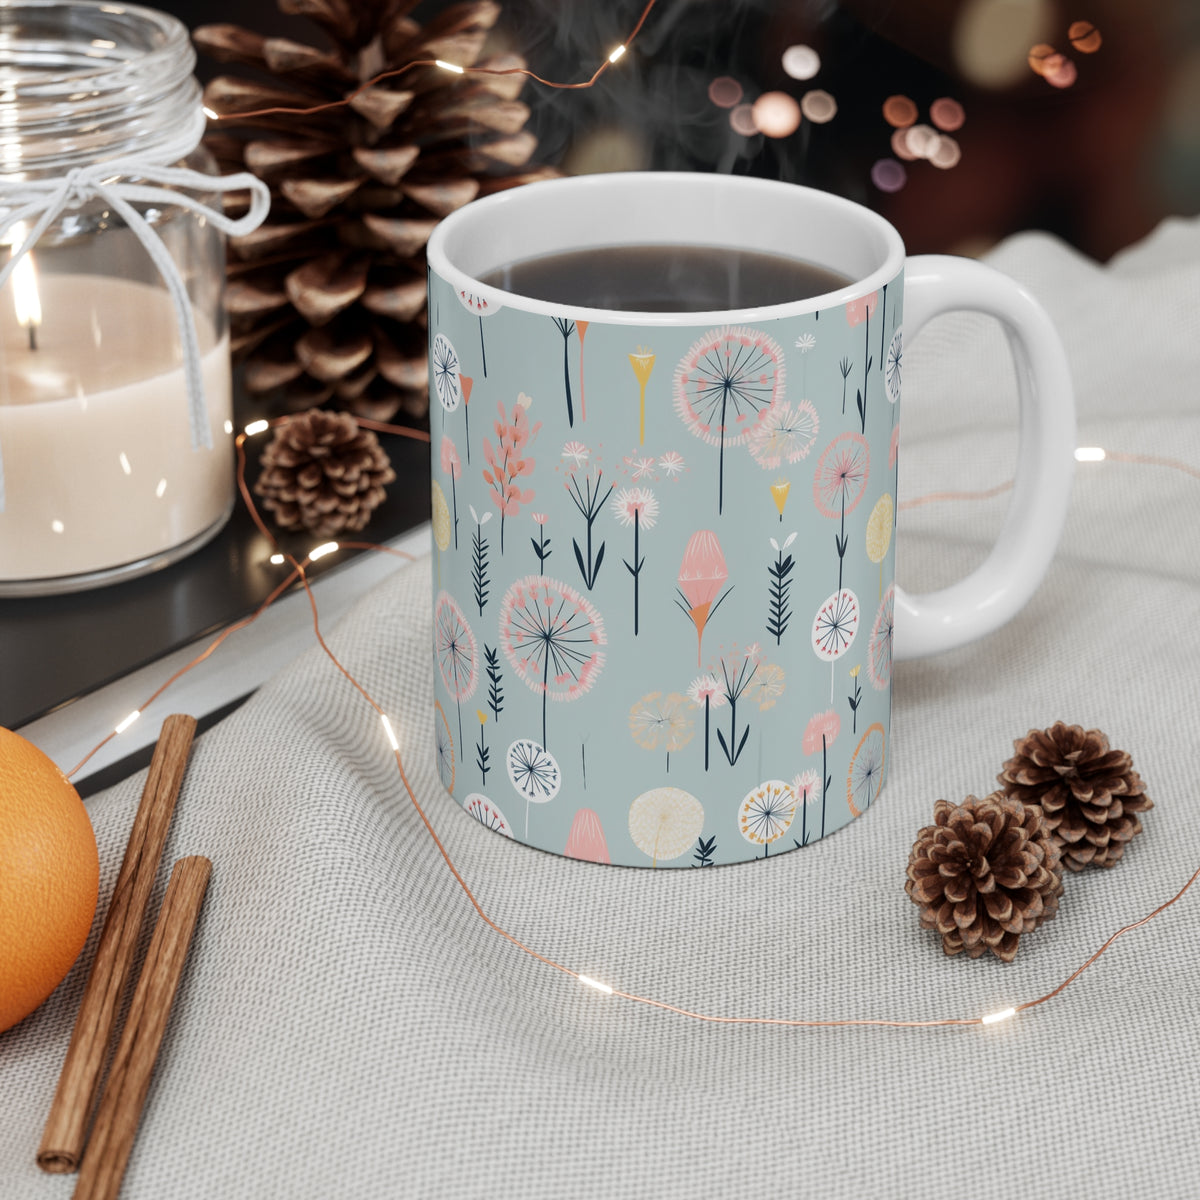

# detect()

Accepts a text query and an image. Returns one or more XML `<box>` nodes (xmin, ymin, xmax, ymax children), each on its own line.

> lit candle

<box><xmin>0</xmin><ymin>274</ymin><xmax>232</xmax><ymax>586</ymax></box>
<box><xmin>7</xmin><ymin>224</ymin><xmax>41</xmax><ymax>351</ymax></box>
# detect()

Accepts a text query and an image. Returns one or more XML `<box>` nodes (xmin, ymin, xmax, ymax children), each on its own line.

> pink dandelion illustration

<box><xmin>564</xmin><ymin>807</ymin><xmax>610</xmax><ymax>864</ymax></box>
<box><xmin>628</xmin><ymin>690</ymin><xmax>696</xmax><ymax>772</ymax></box>
<box><xmin>612</xmin><ymin>486</ymin><xmax>658</xmax><ymax>634</ymax></box>
<box><xmin>562</xmin><ymin>440</ymin><xmax>589</xmax><ymax>469</ymax></box>
<box><xmin>802</xmin><ymin>708</ymin><xmax>840</xmax><ymax>839</ymax></box>
<box><xmin>676</xmin><ymin>530</ymin><xmax>732</xmax><ymax>666</ymax></box>
<box><xmin>868</xmin><ymin>583</ymin><xmax>895</xmax><ymax>690</ymax></box>
<box><xmin>498</xmin><ymin>575</ymin><xmax>606</xmax><ymax>750</ymax></box>
<box><xmin>847</xmin><ymin>722</ymin><xmax>886</xmax><ymax>817</ymax></box>
<box><xmin>687</xmin><ymin>672</ymin><xmax>727</xmax><ymax>771</ymax></box>
<box><xmin>464</xmin><ymin>793</ymin><xmax>512</xmax><ymax>838</ymax></box>
<box><xmin>886</xmin><ymin>329</ymin><xmax>902</xmax><ymax>404</ymax></box>
<box><xmin>440</xmin><ymin>435</ymin><xmax>462</xmax><ymax>548</ymax></box>
<box><xmin>791</xmin><ymin>768</ymin><xmax>822</xmax><ymax>846</ymax></box>
<box><xmin>738</xmin><ymin>779</ymin><xmax>796</xmax><ymax>855</ymax></box>
<box><xmin>812</xmin><ymin>589</ymin><xmax>860</xmax><ymax>702</ymax></box>
<box><xmin>813</xmin><ymin>432</ymin><xmax>870</xmax><ymax>589</ymax></box>
<box><xmin>658</xmin><ymin>450</ymin><xmax>686</xmax><ymax>478</ymax></box>
<box><xmin>747</xmin><ymin>399</ymin><xmax>820</xmax><ymax>469</ymax></box>
<box><xmin>456</xmin><ymin>287</ymin><xmax>500</xmax><ymax>377</ymax></box>
<box><xmin>674</xmin><ymin>325</ymin><xmax>785</xmax><ymax>513</ymax></box>
<box><xmin>435</xmin><ymin>590</ymin><xmax>478</xmax><ymax>750</ymax></box>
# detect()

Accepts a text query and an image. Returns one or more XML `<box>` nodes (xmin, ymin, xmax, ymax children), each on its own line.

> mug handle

<box><xmin>894</xmin><ymin>255</ymin><xmax>1076</xmax><ymax>661</ymax></box>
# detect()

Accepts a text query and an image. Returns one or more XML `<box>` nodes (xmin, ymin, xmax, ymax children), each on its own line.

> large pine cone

<box><xmin>997</xmin><ymin>722</ymin><xmax>1152</xmax><ymax>871</ymax></box>
<box><xmin>195</xmin><ymin>0</ymin><xmax>555</xmax><ymax>424</ymax></box>
<box><xmin>906</xmin><ymin>794</ymin><xmax>1064</xmax><ymax>962</ymax></box>
<box><xmin>254</xmin><ymin>409</ymin><xmax>396</xmax><ymax>536</ymax></box>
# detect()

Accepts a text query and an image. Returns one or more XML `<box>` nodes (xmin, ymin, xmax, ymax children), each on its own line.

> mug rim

<box><xmin>426</xmin><ymin>171</ymin><xmax>906</xmax><ymax>327</ymax></box>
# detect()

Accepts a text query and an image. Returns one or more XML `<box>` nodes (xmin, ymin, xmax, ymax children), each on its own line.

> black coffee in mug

<box><xmin>478</xmin><ymin>244</ymin><xmax>851</xmax><ymax>312</ymax></box>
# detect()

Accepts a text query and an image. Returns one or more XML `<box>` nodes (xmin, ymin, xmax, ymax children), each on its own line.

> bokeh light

<box><xmin>890</xmin><ymin>127</ymin><xmax>918</xmax><ymax>161</ymax></box>
<box><xmin>1069</xmin><ymin>20</ymin><xmax>1102</xmax><ymax>53</ymax></box>
<box><xmin>928</xmin><ymin>135</ymin><xmax>962</xmax><ymax>169</ymax></box>
<box><xmin>729</xmin><ymin>103</ymin><xmax>758</xmax><ymax>136</ymax></box>
<box><xmin>800</xmin><ymin>89</ymin><xmax>838</xmax><ymax>123</ymax></box>
<box><xmin>1027</xmin><ymin>43</ymin><xmax>1056</xmax><ymax>75</ymax></box>
<box><xmin>954</xmin><ymin>0</ymin><xmax>1054</xmax><ymax>89</ymax></box>
<box><xmin>930</xmin><ymin>98</ymin><xmax>965</xmax><ymax>132</ymax></box>
<box><xmin>1044</xmin><ymin>55</ymin><xmax>1078</xmax><ymax>89</ymax></box>
<box><xmin>882</xmin><ymin>95</ymin><xmax>918</xmax><ymax>128</ymax></box>
<box><xmin>870</xmin><ymin>158</ymin><xmax>907</xmax><ymax>193</ymax></box>
<box><xmin>781</xmin><ymin>44</ymin><xmax>821</xmax><ymax>81</ymax></box>
<box><xmin>904</xmin><ymin>123</ymin><xmax>939</xmax><ymax>159</ymax></box>
<box><xmin>708</xmin><ymin>76</ymin><xmax>743</xmax><ymax>108</ymax></box>
<box><xmin>752</xmin><ymin>91</ymin><xmax>802</xmax><ymax>138</ymax></box>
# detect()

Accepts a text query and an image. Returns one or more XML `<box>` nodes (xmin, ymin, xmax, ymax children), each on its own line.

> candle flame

<box><xmin>7</xmin><ymin>222</ymin><xmax>42</xmax><ymax>340</ymax></box>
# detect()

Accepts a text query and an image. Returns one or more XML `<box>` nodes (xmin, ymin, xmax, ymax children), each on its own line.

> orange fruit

<box><xmin>0</xmin><ymin>728</ymin><xmax>99</xmax><ymax>1034</ymax></box>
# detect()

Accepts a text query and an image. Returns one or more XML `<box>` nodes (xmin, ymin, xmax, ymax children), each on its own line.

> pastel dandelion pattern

<box><xmin>676</xmin><ymin>530</ymin><xmax>731</xmax><ymax>667</ymax></box>
<box><xmin>498</xmin><ymin>575</ymin><xmax>606</xmax><ymax>749</ymax></box>
<box><xmin>868</xmin><ymin>584</ymin><xmax>895</xmax><ymax>691</ymax></box>
<box><xmin>674</xmin><ymin>325</ymin><xmax>785</xmax><ymax>514</ymax></box>
<box><xmin>802</xmin><ymin>708</ymin><xmax>841</xmax><ymax>838</ymax></box>
<box><xmin>431</xmin><ymin>480</ymin><xmax>452</xmax><ymax>590</ymax></box>
<box><xmin>564</xmin><ymin>807</ymin><xmax>610</xmax><ymax>864</ymax></box>
<box><xmin>658</xmin><ymin>450</ymin><xmax>686</xmax><ymax>478</ymax></box>
<box><xmin>791</xmin><ymin>769</ymin><xmax>822</xmax><ymax>845</ymax></box>
<box><xmin>629</xmin><ymin>346</ymin><xmax>655</xmax><ymax>444</ymax></box>
<box><xmin>464</xmin><ymin>793</ymin><xmax>512</xmax><ymax>837</ymax></box>
<box><xmin>432</xmin><ymin>332</ymin><xmax>462</xmax><ymax>413</ymax></box>
<box><xmin>813</xmin><ymin>431</ymin><xmax>870</xmax><ymax>589</ymax></box>
<box><xmin>812</xmin><ymin>588</ymin><xmax>860</xmax><ymax>703</ymax></box>
<box><xmin>886</xmin><ymin>329</ymin><xmax>902</xmax><ymax>404</ymax></box>
<box><xmin>612</xmin><ymin>486</ymin><xmax>658</xmax><ymax>634</ymax></box>
<box><xmin>865</xmin><ymin>492</ymin><xmax>894</xmax><ymax>597</ymax></box>
<box><xmin>628</xmin><ymin>787</ymin><xmax>705</xmax><ymax>867</ymax></box>
<box><xmin>506</xmin><ymin>738</ymin><xmax>561</xmax><ymax>839</ymax></box>
<box><xmin>440</xmin><ymin>436</ymin><xmax>461</xmax><ymax>549</ymax></box>
<box><xmin>551</xmin><ymin>316</ymin><xmax>577</xmax><ymax>426</ymax></box>
<box><xmin>435</xmin><ymin>701</ymin><xmax>454</xmax><ymax>792</ymax></box>
<box><xmin>456</xmin><ymin>286</ymin><xmax>498</xmax><ymax>377</ymax></box>
<box><xmin>687</xmin><ymin>672</ymin><xmax>727</xmax><ymax>771</ymax></box>
<box><xmin>482</xmin><ymin>399</ymin><xmax>540</xmax><ymax>555</ymax></box>
<box><xmin>434</xmin><ymin>590</ymin><xmax>477</xmax><ymax>750</ymax></box>
<box><xmin>747</xmin><ymin>399</ymin><xmax>819</xmax><ymax>469</ymax></box>
<box><xmin>738</xmin><ymin>780</ymin><xmax>796</xmax><ymax>855</ymax></box>
<box><xmin>628</xmin><ymin>691</ymin><xmax>696</xmax><ymax>771</ymax></box>
<box><xmin>846</xmin><ymin>722</ymin><xmax>885</xmax><ymax>817</ymax></box>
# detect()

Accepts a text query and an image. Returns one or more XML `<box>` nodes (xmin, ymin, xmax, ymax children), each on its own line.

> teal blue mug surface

<box><xmin>425</xmin><ymin>173</ymin><xmax>1074</xmax><ymax>867</ymax></box>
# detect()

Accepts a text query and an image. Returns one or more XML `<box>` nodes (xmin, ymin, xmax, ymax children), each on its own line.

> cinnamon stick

<box><xmin>73</xmin><ymin>857</ymin><xmax>212</xmax><ymax>1200</ymax></box>
<box><xmin>38</xmin><ymin>714</ymin><xmax>197</xmax><ymax>1174</ymax></box>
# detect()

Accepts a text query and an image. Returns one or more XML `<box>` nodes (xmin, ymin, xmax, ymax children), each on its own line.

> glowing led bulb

<box><xmin>608</xmin><ymin>44</ymin><xmax>626</xmax><ymax>63</ymax></box>
<box><xmin>981</xmin><ymin>1007</ymin><xmax>1016</xmax><ymax>1025</ymax></box>
<box><xmin>381</xmin><ymin>714</ymin><xmax>400</xmax><ymax>751</ymax></box>
<box><xmin>578</xmin><ymin>974</ymin><xmax>614</xmax><ymax>995</ymax></box>
<box><xmin>435</xmin><ymin>59</ymin><xmax>465</xmax><ymax>74</ymax></box>
<box><xmin>114</xmin><ymin>710</ymin><xmax>141</xmax><ymax>734</ymax></box>
<box><xmin>309</xmin><ymin>541</ymin><xmax>339</xmax><ymax>561</ymax></box>
<box><xmin>202</xmin><ymin>106</ymin><xmax>219</xmax><ymax>120</ymax></box>
<box><xmin>269</xmin><ymin>553</ymin><xmax>285</xmax><ymax>565</ymax></box>
<box><xmin>244</xmin><ymin>419</ymin><xmax>269</xmax><ymax>436</ymax></box>
<box><xmin>1075</xmin><ymin>446</ymin><xmax>1106</xmax><ymax>462</ymax></box>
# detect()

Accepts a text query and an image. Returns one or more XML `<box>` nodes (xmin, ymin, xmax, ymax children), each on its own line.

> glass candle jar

<box><xmin>0</xmin><ymin>1</ymin><xmax>261</xmax><ymax>595</ymax></box>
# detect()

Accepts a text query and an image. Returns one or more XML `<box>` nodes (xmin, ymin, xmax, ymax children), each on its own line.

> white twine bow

<box><xmin>0</xmin><ymin>161</ymin><xmax>271</xmax><ymax>511</ymax></box>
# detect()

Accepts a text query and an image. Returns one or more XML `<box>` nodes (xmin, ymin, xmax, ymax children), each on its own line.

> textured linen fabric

<box><xmin>2</xmin><ymin>219</ymin><xmax>1199</xmax><ymax>1200</ymax></box>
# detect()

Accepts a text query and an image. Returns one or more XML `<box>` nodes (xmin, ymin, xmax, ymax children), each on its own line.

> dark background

<box><xmin>171</xmin><ymin>0</ymin><xmax>1200</xmax><ymax>263</ymax></box>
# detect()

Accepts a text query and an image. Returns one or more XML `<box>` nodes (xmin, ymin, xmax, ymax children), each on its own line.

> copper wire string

<box><xmin>208</xmin><ymin>0</ymin><xmax>661</xmax><ymax>122</ymax></box>
<box><xmin>65</xmin><ymin>422</ymin><xmax>1200</xmax><ymax>1032</ymax></box>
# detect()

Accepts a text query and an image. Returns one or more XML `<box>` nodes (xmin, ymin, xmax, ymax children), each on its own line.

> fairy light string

<box><xmin>64</xmin><ymin>421</ymin><xmax>1200</xmax><ymax>1033</ymax></box>
<box><xmin>204</xmin><ymin>0</ymin><xmax>660</xmax><ymax>124</ymax></box>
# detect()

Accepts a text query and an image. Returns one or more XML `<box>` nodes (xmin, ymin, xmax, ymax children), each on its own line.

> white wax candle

<box><xmin>0</xmin><ymin>274</ymin><xmax>233</xmax><ymax>583</ymax></box>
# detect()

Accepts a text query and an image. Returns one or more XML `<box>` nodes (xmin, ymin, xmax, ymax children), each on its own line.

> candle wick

<box><xmin>27</xmin><ymin>323</ymin><xmax>37</xmax><ymax>352</ymax></box>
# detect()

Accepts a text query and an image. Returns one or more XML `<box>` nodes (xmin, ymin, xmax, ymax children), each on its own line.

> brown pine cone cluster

<box><xmin>998</xmin><ymin>722</ymin><xmax>1153</xmax><ymax>872</ymax></box>
<box><xmin>195</xmin><ymin>0</ymin><xmax>555</xmax><ymax>424</ymax></box>
<box><xmin>254</xmin><ymin>409</ymin><xmax>395</xmax><ymax>537</ymax></box>
<box><xmin>905</xmin><ymin>794</ymin><xmax>1064</xmax><ymax>962</ymax></box>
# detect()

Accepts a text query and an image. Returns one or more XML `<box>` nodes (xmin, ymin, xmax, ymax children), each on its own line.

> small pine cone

<box><xmin>254</xmin><ymin>409</ymin><xmax>396</xmax><ymax>538</ymax></box>
<box><xmin>998</xmin><ymin>722</ymin><xmax>1153</xmax><ymax>872</ymax></box>
<box><xmin>906</xmin><ymin>794</ymin><xmax>1064</xmax><ymax>962</ymax></box>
